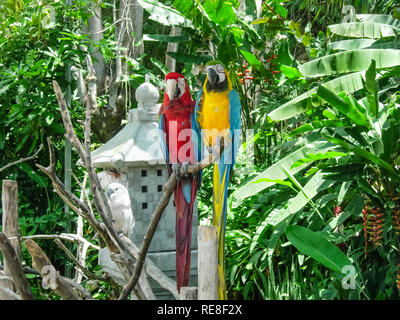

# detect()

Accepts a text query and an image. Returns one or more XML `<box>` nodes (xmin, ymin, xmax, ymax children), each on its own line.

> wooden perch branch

<box><xmin>0</xmin><ymin>233</ymin><xmax>34</xmax><ymax>300</ymax></box>
<box><xmin>0</xmin><ymin>144</ymin><xmax>43</xmax><ymax>174</ymax></box>
<box><xmin>53</xmin><ymin>238</ymin><xmax>102</xmax><ymax>281</ymax></box>
<box><xmin>120</xmin><ymin>235</ymin><xmax>180</xmax><ymax>299</ymax></box>
<box><xmin>119</xmin><ymin>153</ymin><xmax>215</xmax><ymax>300</ymax></box>
<box><xmin>24</xmin><ymin>239</ymin><xmax>83</xmax><ymax>300</ymax></box>
<box><xmin>20</xmin><ymin>233</ymin><xmax>100</xmax><ymax>251</ymax></box>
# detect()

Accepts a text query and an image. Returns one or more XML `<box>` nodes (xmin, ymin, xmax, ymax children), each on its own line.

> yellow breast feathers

<box><xmin>198</xmin><ymin>75</ymin><xmax>232</xmax><ymax>146</ymax></box>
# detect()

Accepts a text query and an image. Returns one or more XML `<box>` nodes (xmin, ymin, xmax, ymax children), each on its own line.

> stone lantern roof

<box><xmin>91</xmin><ymin>80</ymin><xmax>165</xmax><ymax>169</ymax></box>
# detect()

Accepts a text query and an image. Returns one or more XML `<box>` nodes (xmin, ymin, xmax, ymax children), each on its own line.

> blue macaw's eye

<box><xmin>215</xmin><ymin>64</ymin><xmax>224</xmax><ymax>73</ymax></box>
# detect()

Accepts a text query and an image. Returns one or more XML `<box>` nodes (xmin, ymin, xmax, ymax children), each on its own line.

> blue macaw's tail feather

<box><xmin>212</xmin><ymin>160</ymin><xmax>231</xmax><ymax>300</ymax></box>
<box><xmin>174</xmin><ymin>178</ymin><xmax>197</xmax><ymax>292</ymax></box>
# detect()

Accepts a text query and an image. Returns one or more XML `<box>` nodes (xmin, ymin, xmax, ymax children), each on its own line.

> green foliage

<box><xmin>2</xmin><ymin>0</ymin><xmax>400</xmax><ymax>301</ymax></box>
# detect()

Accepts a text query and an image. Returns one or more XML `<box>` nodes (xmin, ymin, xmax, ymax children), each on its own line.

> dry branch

<box><xmin>53</xmin><ymin>238</ymin><xmax>102</xmax><ymax>281</ymax></box>
<box><xmin>0</xmin><ymin>284</ymin><xmax>22</xmax><ymax>300</ymax></box>
<box><xmin>36</xmin><ymin>138</ymin><xmax>115</xmax><ymax>252</ymax></box>
<box><xmin>24</xmin><ymin>239</ymin><xmax>83</xmax><ymax>300</ymax></box>
<box><xmin>52</xmin><ymin>80</ymin><xmax>127</xmax><ymax>254</ymax></box>
<box><xmin>0</xmin><ymin>144</ymin><xmax>43</xmax><ymax>174</ymax></box>
<box><xmin>2</xmin><ymin>180</ymin><xmax>22</xmax><ymax>274</ymax></box>
<box><xmin>0</xmin><ymin>233</ymin><xmax>34</xmax><ymax>300</ymax></box>
<box><xmin>0</xmin><ymin>265</ymin><xmax>40</xmax><ymax>276</ymax></box>
<box><xmin>20</xmin><ymin>233</ymin><xmax>99</xmax><ymax>251</ymax></box>
<box><xmin>120</xmin><ymin>235</ymin><xmax>180</xmax><ymax>299</ymax></box>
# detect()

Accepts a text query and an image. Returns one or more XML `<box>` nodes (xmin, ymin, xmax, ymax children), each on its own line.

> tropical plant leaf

<box><xmin>286</xmin><ymin>225</ymin><xmax>352</xmax><ymax>274</ymax></box>
<box><xmin>290</xmin><ymin>120</ymin><xmax>344</xmax><ymax>136</ymax></box>
<box><xmin>356</xmin><ymin>14</ymin><xmax>400</xmax><ymax>28</ymax></box>
<box><xmin>143</xmin><ymin>34</ymin><xmax>189</xmax><ymax>42</ymax></box>
<box><xmin>265</xmin><ymin>171</ymin><xmax>332</xmax><ymax>227</ymax></box>
<box><xmin>253</xmin><ymin>171</ymin><xmax>335</xmax><ymax>254</ymax></box>
<box><xmin>328</xmin><ymin>39</ymin><xmax>377</xmax><ymax>51</ymax></box>
<box><xmin>322</xmin><ymin>134</ymin><xmax>397</xmax><ymax>176</ymax></box>
<box><xmin>316</xmin><ymin>85</ymin><xmax>369</xmax><ymax>127</ymax></box>
<box><xmin>233</xmin><ymin>137</ymin><xmax>335</xmax><ymax>201</ymax></box>
<box><xmin>138</xmin><ymin>0</ymin><xmax>193</xmax><ymax>27</ymax></box>
<box><xmin>17</xmin><ymin>163</ymin><xmax>48</xmax><ymax>188</ymax></box>
<box><xmin>241</xmin><ymin>50</ymin><xmax>269</xmax><ymax>75</ymax></box>
<box><xmin>268</xmin><ymin>71</ymin><xmax>366</xmax><ymax>121</ymax></box>
<box><xmin>150</xmin><ymin>58</ymin><xmax>169</xmax><ymax>75</ymax></box>
<box><xmin>298</xmin><ymin>49</ymin><xmax>400</xmax><ymax>78</ymax></box>
<box><xmin>291</xmin><ymin>151</ymin><xmax>349</xmax><ymax>169</ymax></box>
<box><xmin>363</xmin><ymin>59</ymin><xmax>379</xmax><ymax>119</ymax></box>
<box><xmin>328</xmin><ymin>22</ymin><xmax>399</xmax><ymax>39</ymax></box>
<box><xmin>280</xmin><ymin>65</ymin><xmax>302</xmax><ymax>79</ymax></box>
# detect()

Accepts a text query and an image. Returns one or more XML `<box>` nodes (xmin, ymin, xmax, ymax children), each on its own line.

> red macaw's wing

<box><xmin>162</xmin><ymin>102</ymin><xmax>198</xmax><ymax>165</ymax></box>
<box><xmin>174</xmin><ymin>176</ymin><xmax>198</xmax><ymax>291</ymax></box>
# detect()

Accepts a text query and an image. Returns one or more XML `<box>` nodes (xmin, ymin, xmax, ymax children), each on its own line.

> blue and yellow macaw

<box><xmin>193</xmin><ymin>60</ymin><xmax>241</xmax><ymax>299</ymax></box>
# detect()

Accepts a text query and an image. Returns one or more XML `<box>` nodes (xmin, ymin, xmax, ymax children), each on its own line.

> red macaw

<box><xmin>158</xmin><ymin>72</ymin><xmax>200</xmax><ymax>292</ymax></box>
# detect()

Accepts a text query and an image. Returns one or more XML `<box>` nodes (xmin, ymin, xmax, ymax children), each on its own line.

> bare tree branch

<box><xmin>53</xmin><ymin>238</ymin><xmax>103</xmax><ymax>281</ymax></box>
<box><xmin>0</xmin><ymin>233</ymin><xmax>34</xmax><ymax>300</ymax></box>
<box><xmin>0</xmin><ymin>144</ymin><xmax>43</xmax><ymax>174</ymax></box>
<box><xmin>24</xmin><ymin>239</ymin><xmax>83</xmax><ymax>300</ymax></box>
<box><xmin>19</xmin><ymin>233</ymin><xmax>100</xmax><ymax>251</ymax></box>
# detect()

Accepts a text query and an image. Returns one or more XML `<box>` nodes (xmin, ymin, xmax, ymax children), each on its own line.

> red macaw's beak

<box><xmin>166</xmin><ymin>78</ymin><xmax>182</xmax><ymax>101</ymax></box>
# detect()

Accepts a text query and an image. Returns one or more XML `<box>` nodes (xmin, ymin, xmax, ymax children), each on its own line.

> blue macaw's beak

<box><xmin>207</xmin><ymin>67</ymin><xmax>218</xmax><ymax>87</ymax></box>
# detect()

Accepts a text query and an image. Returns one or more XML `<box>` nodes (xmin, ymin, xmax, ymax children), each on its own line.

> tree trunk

<box><xmin>165</xmin><ymin>26</ymin><xmax>182</xmax><ymax>72</ymax></box>
<box><xmin>90</xmin><ymin>0</ymin><xmax>145</xmax><ymax>142</ymax></box>
<box><xmin>86</xmin><ymin>0</ymin><xmax>106</xmax><ymax>95</ymax></box>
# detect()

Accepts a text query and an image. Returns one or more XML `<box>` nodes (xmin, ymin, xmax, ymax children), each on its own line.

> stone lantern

<box><xmin>92</xmin><ymin>80</ymin><xmax>198</xmax><ymax>299</ymax></box>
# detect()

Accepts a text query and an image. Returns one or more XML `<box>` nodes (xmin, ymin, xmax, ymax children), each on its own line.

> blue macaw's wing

<box><xmin>158</xmin><ymin>113</ymin><xmax>169</xmax><ymax>163</ymax></box>
<box><xmin>192</xmin><ymin>88</ymin><xmax>204</xmax><ymax>162</ymax></box>
<box><xmin>228</xmin><ymin>89</ymin><xmax>242</xmax><ymax>166</ymax></box>
<box><xmin>192</xmin><ymin>87</ymin><xmax>204</xmax><ymax>181</ymax></box>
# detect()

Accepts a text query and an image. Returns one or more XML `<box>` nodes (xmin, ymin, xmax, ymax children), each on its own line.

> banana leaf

<box><xmin>232</xmin><ymin>137</ymin><xmax>335</xmax><ymax>201</ymax></box>
<box><xmin>286</xmin><ymin>225</ymin><xmax>352</xmax><ymax>274</ymax></box>
<box><xmin>143</xmin><ymin>34</ymin><xmax>189</xmax><ymax>42</ymax></box>
<box><xmin>328</xmin><ymin>39</ymin><xmax>377</xmax><ymax>51</ymax></box>
<box><xmin>328</xmin><ymin>22</ymin><xmax>399</xmax><ymax>39</ymax></box>
<box><xmin>316</xmin><ymin>85</ymin><xmax>369</xmax><ymax>127</ymax></box>
<box><xmin>298</xmin><ymin>49</ymin><xmax>400</xmax><ymax>78</ymax></box>
<box><xmin>356</xmin><ymin>14</ymin><xmax>400</xmax><ymax>29</ymax></box>
<box><xmin>268</xmin><ymin>71</ymin><xmax>366</xmax><ymax>121</ymax></box>
<box><xmin>322</xmin><ymin>134</ymin><xmax>397</xmax><ymax>176</ymax></box>
<box><xmin>138</xmin><ymin>0</ymin><xmax>193</xmax><ymax>27</ymax></box>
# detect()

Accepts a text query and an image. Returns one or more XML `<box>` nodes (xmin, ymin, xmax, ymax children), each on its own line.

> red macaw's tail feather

<box><xmin>174</xmin><ymin>177</ymin><xmax>197</xmax><ymax>292</ymax></box>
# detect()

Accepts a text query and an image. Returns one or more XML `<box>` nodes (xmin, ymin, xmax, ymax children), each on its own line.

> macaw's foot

<box><xmin>172</xmin><ymin>162</ymin><xmax>190</xmax><ymax>179</ymax></box>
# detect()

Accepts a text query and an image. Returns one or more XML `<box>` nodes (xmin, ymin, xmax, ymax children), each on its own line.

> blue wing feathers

<box><xmin>228</xmin><ymin>89</ymin><xmax>241</xmax><ymax>167</ymax></box>
<box><xmin>158</xmin><ymin>113</ymin><xmax>169</xmax><ymax>163</ymax></box>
